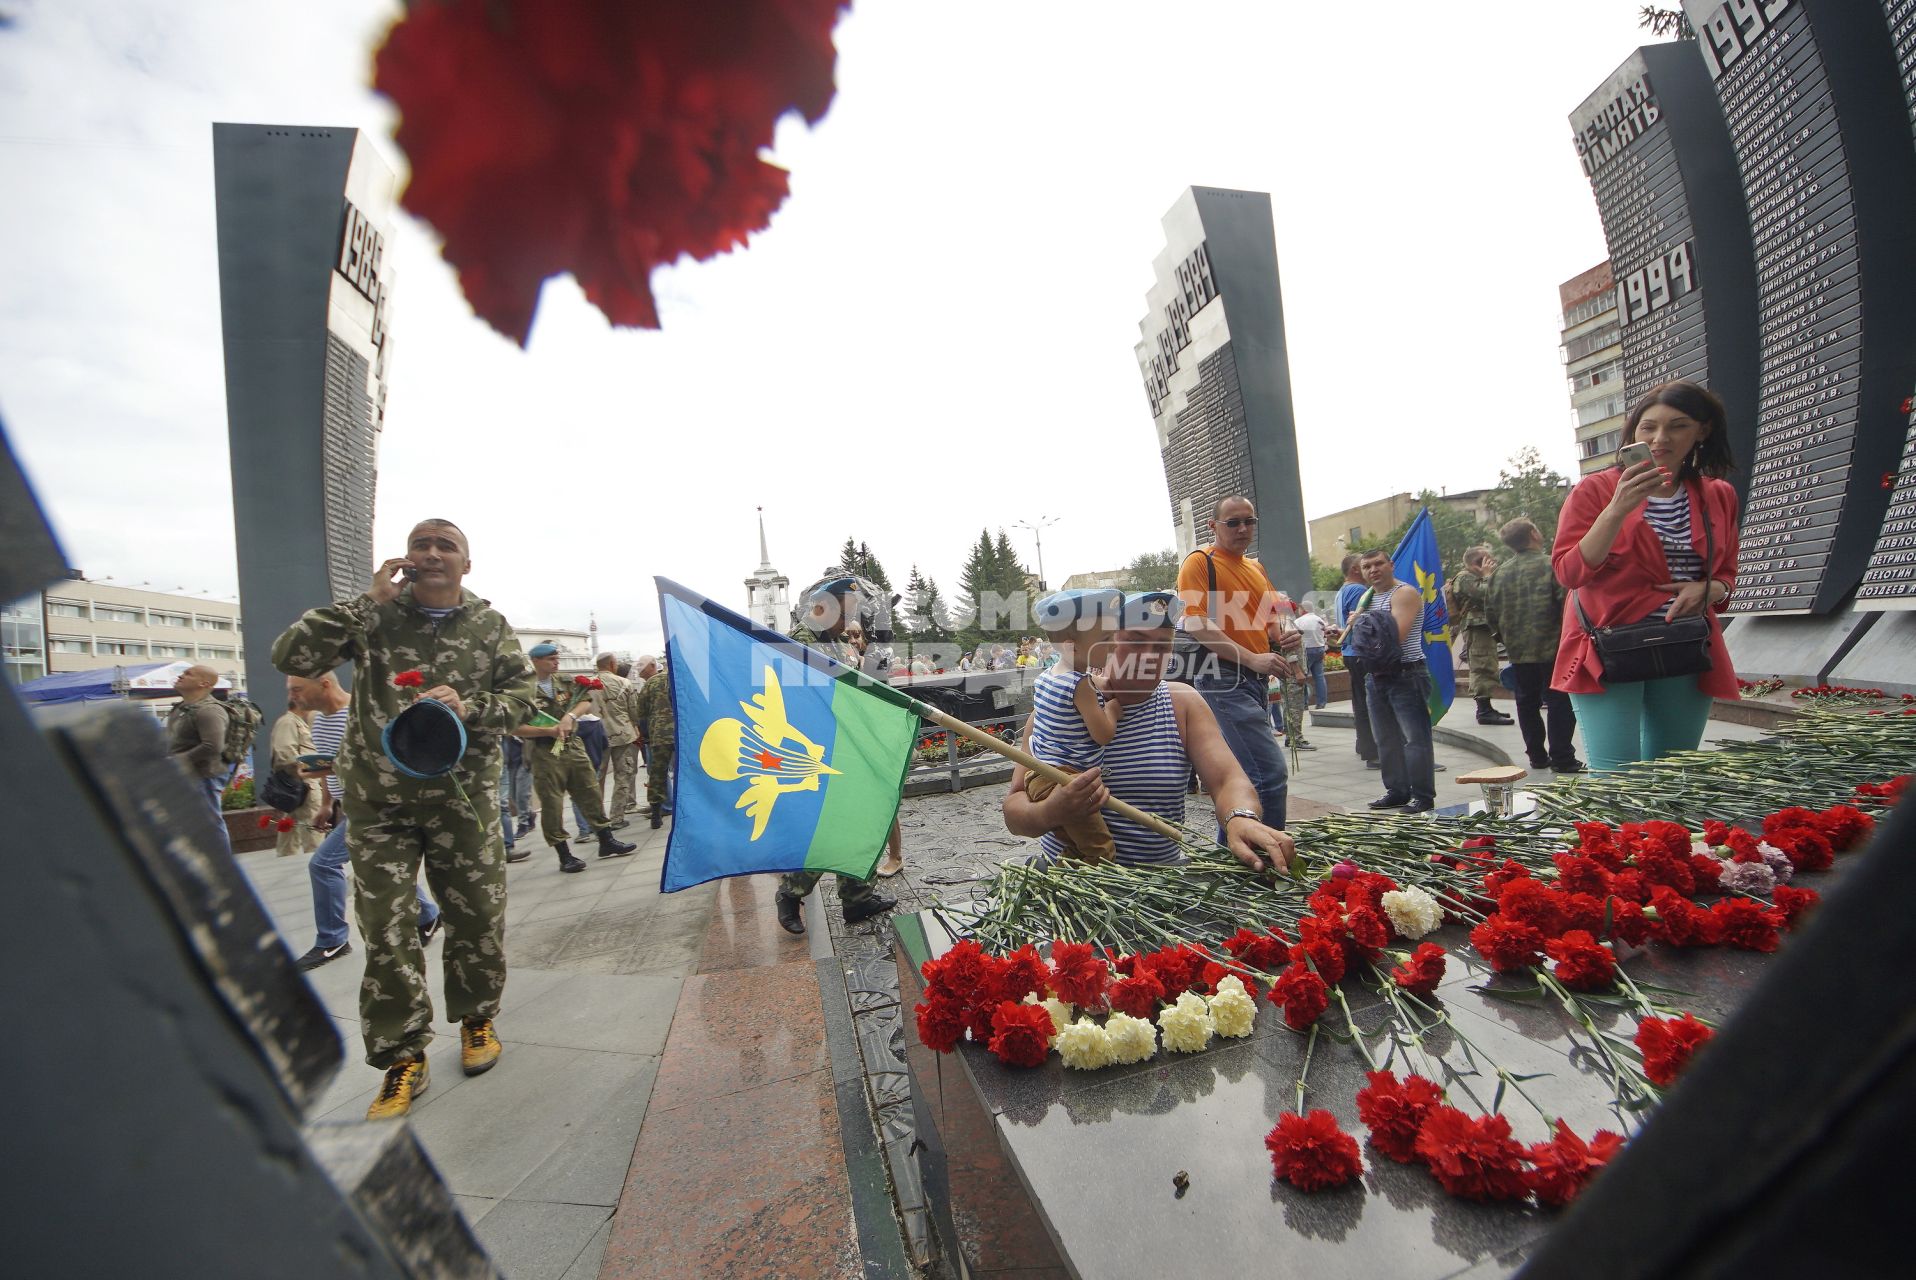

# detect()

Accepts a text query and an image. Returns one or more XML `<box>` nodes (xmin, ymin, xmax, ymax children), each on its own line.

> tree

<box><xmin>903</xmin><ymin>564</ymin><xmax>952</xmax><ymax>642</ymax></box>
<box><xmin>1310</xmin><ymin>561</ymin><xmax>1346</xmax><ymax>593</ymax></box>
<box><xmin>835</xmin><ymin>537</ymin><xmax>892</xmax><ymax>591</ymax></box>
<box><xmin>953</xmin><ymin>529</ymin><xmax>999</xmax><ymax>653</ymax></box>
<box><xmin>1483</xmin><ymin>447</ymin><xmax>1572</xmax><ymax>551</ymax></box>
<box><xmin>1638</xmin><ymin>6</ymin><xmax>1695</xmax><ymax>39</ymax></box>
<box><xmin>992</xmin><ymin>529</ymin><xmax>1030</xmax><ymax>596</ymax></box>
<box><xmin>1126</xmin><ymin>548</ymin><xmax>1184</xmax><ymax>591</ymax></box>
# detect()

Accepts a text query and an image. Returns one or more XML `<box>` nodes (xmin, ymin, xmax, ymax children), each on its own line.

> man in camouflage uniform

<box><xmin>773</xmin><ymin>575</ymin><xmax>898</xmax><ymax>935</ymax></box>
<box><xmin>518</xmin><ymin>644</ymin><xmax>638</xmax><ymax>872</ymax></box>
<box><xmin>1451</xmin><ymin>546</ymin><xmax>1514</xmax><ymax>726</ymax></box>
<box><xmin>633</xmin><ymin>655</ymin><xmax>676</xmax><ymax>830</ymax></box>
<box><xmin>1483</xmin><ymin>518</ymin><xmax>1583</xmax><ymax>774</ymax></box>
<box><xmin>594</xmin><ymin>652</ymin><xmax>643</xmax><ymax>820</ymax></box>
<box><xmin>272</xmin><ymin>518</ymin><xmax>534</xmax><ymax>1118</ymax></box>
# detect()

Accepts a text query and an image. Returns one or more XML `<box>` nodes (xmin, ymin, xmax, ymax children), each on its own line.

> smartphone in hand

<box><xmin>1618</xmin><ymin>441</ymin><xmax>1654</xmax><ymax>470</ymax></box>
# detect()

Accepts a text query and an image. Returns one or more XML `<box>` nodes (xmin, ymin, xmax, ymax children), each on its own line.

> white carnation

<box><xmin>1054</xmin><ymin>1019</ymin><xmax>1116</xmax><ymax>1070</ymax></box>
<box><xmin>1212</xmin><ymin>973</ymin><xmax>1250</xmax><ymax>999</ymax></box>
<box><xmin>1207</xmin><ymin>985</ymin><xmax>1257</xmax><ymax>1038</ymax></box>
<box><xmin>1157</xmin><ymin>991</ymin><xmax>1215</xmax><ymax>1054</ymax></box>
<box><xmin>1381</xmin><ymin>886</ymin><xmax>1444</xmax><ymax>940</ymax></box>
<box><xmin>1104</xmin><ymin>1013</ymin><xmax>1158</xmax><ymax>1064</ymax></box>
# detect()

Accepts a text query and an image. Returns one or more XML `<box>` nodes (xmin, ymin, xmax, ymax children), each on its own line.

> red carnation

<box><xmin>1391</xmin><ymin>943</ymin><xmax>1448</xmax><ymax>998</ymax></box>
<box><xmin>1648</xmin><ymin>887</ymin><xmax>1720</xmax><ymax>948</ymax></box>
<box><xmin>1635</xmin><ymin>1013</ymin><xmax>1714</xmax><ymax>1087</ymax></box>
<box><xmin>1047</xmin><ymin>941</ymin><xmax>1109</xmax><ymax>1009</ymax></box>
<box><xmin>1497</xmin><ymin>879</ymin><xmax>1564</xmax><ymax>935</ymax></box>
<box><xmin>1555</xmin><ymin>891</ymin><xmax>1606</xmax><ymax>937</ymax></box>
<box><xmin>1764</xmin><ymin>806</ymin><xmax>1823</xmax><ymax>837</ymax></box>
<box><xmin>1634</xmin><ymin>820</ymin><xmax>1694</xmax><ymax>858</ymax></box>
<box><xmin>1414</xmin><ymin>1105</ymin><xmax>1528</xmax><ymax>1201</ymax></box>
<box><xmin>996</xmin><ymin>944</ymin><xmax>1049</xmax><ymax>1004</ymax></box>
<box><xmin>1723</xmin><ymin>827</ymin><xmax>1762</xmax><ymax>860</ymax></box>
<box><xmin>1137</xmin><ymin>944</ymin><xmax>1203</xmax><ymax>995</ymax></box>
<box><xmin>1265</xmin><ymin>1109</ymin><xmax>1363</xmax><ymax>1191</ymax></box>
<box><xmin>1710</xmin><ymin>898</ymin><xmax>1783</xmax><ymax>952</ymax></box>
<box><xmin>1356</xmin><ymin>1069</ymin><xmax>1445</xmax><ymax>1163</ymax></box>
<box><xmin>1701</xmin><ymin>819</ymin><xmax>1731</xmax><ymax>846</ymax></box>
<box><xmin>1771</xmin><ymin>884</ymin><xmax>1820</xmax><ymax>930</ymax></box>
<box><xmin>914</xmin><ymin>997</ymin><xmax>965</xmax><ymax>1053</ymax></box>
<box><xmin>1346</xmin><ymin>905</ymin><xmax>1390</xmax><ymax>957</ymax></box>
<box><xmin>256</xmin><ymin>814</ymin><xmax>274</xmax><ymax>830</ymax></box>
<box><xmin>1544</xmin><ymin>930</ymin><xmax>1616</xmax><ymax>991</ymax></box>
<box><xmin>1815</xmin><ymin>804</ymin><xmax>1874</xmax><ymax>852</ymax></box>
<box><xmin>574</xmin><ymin>674</ymin><xmax>595</xmax><ymax>687</ymax></box>
<box><xmin>986</xmin><ymin>1001</ymin><xmax>1054</xmax><ymax>1069</ymax></box>
<box><xmin>1605</xmin><ymin>897</ymin><xmax>1655</xmax><ymax>947</ymax></box>
<box><xmin>1551</xmin><ymin>852</ymin><xmax>1612</xmax><ymax>897</ymax></box>
<box><xmin>1523</xmin><ymin>1121</ymin><xmax>1625</xmax><ymax>1207</ymax></box>
<box><xmin>1289</xmin><ymin>933</ymin><xmax>1348</xmax><ymax>985</ymax></box>
<box><xmin>1767</xmin><ymin>825</ymin><xmax>1833</xmax><ymax>872</ymax></box>
<box><xmin>1608</xmin><ymin>869</ymin><xmax>1652</xmax><ymax>903</ymax></box>
<box><xmin>373</xmin><ymin>0</ymin><xmax>849</xmax><ymax>345</ymax></box>
<box><xmin>1223</xmin><ymin>927</ymin><xmax>1289</xmax><ymax>972</ymax></box>
<box><xmin>1633</xmin><ymin>849</ymin><xmax>1695</xmax><ymax>896</ymax></box>
<box><xmin>1573</xmin><ymin>821</ymin><xmax>1618</xmax><ymax>857</ymax></box>
<box><xmin>1482</xmin><ymin>859</ymin><xmax>1533</xmax><ymax>896</ymax></box>
<box><xmin>1469</xmin><ymin>915</ymin><xmax>1546</xmax><ymax>973</ymax></box>
<box><xmin>1107</xmin><ymin>970</ymin><xmax>1166</xmax><ymax>1019</ymax></box>
<box><xmin>923</xmin><ymin>938</ymin><xmax>987</xmax><ymax>1001</ymax></box>
<box><xmin>1269</xmin><ymin>962</ymin><xmax>1330</xmax><ymax>1031</ymax></box>
<box><xmin>392</xmin><ymin>670</ymin><xmax>426</xmax><ymax>689</ymax></box>
<box><xmin>275</xmin><ymin>816</ymin><xmax>297</xmax><ymax>833</ymax></box>
<box><xmin>1688</xmin><ymin>855</ymin><xmax>1724</xmax><ymax>892</ymax></box>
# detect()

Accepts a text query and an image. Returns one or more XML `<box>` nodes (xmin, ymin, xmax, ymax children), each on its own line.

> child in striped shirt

<box><xmin>1026</xmin><ymin>589</ymin><xmax>1126</xmax><ymax>863</ymax></box>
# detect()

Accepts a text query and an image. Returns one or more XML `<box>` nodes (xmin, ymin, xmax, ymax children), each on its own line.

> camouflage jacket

<box><xmin>1450</xmin><ymin>567</ymin><xmax>1493</xmax><ymax>631</ymax></box>
<box><xmin>270</xmin><ymin>586</ymin><xmax>535</xmax><ymax>800</ymax></box>
<box><xmin>529</xmin><ymin>673</ymin><xmax>598</xmax><ymax>764</ymax></box>
<box><xmin>788</xmin><ymin>622</ymin><xmax>857</xmax><ymax>668</ymax></box>
<box><xmin>636</xmin><ymin>670</ymin><xmax>675</xmax><ymax>746</ymax></box>
<box><xmin>593</xmin><ymin>670</ymin><xmax>642</xmax><ymax>746</ymax></box>
<box><xmin>1482</xmin><ymin>548</ymin><xmax>1565</xmax><ymax>665</ymax></box>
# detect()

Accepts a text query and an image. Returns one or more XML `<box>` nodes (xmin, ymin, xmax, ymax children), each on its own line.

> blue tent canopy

<box><xmin>11</xmin><ymin>662</ymin><xmax>241</xmax><ymax>705</ymax></box>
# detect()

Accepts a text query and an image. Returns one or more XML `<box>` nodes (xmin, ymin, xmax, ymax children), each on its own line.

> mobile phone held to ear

<box><xmin>401</xmin><ymin>565</ymin><xmax>419</xmax><ymax>581</ymax></box>
<box><xmin>1618</xmin><ymin>442</ymin><xmax>1654</xmax><ymax>470</ymax></box>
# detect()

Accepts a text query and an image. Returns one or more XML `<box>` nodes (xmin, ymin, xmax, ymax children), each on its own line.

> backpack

<box><xmin>218</xmin><ymin>694</ymin><xmax>264</xmax><ymax>765</ymax></box>
<box><xmin>1341</xmin><ymin>589</ymin><xmax>1404</xmax><ymax>676</ymax></box>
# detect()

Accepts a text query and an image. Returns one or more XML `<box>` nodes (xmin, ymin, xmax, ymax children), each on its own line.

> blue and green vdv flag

<box><xmin>654</xmin><ymin>578</ymin><xmax>921</xmax><ymax>893</ymax></box>
<box><xmin>1391</xmin><ymin>508</ymin><xmax>1457</xmax><ymax>726</ymax></box>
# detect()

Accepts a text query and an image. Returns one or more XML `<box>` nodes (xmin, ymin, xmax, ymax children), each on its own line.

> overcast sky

<box><xmin>0</xmin><ymin>0</ymin><xmax>1661</xmax><ymax>655</ymax></box>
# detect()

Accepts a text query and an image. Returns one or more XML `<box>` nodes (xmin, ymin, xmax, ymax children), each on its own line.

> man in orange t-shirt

<box><xmin>1174</xmin><ymin>495</ymin><xmax>1300</xmax><ymax>828</ymax></box>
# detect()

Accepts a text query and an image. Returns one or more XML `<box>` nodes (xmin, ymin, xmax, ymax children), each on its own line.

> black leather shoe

<box><xmin>842</xmin><ymin>894</ymin><xmax>897</xmax><ymax>926</ymax></box>
<box><xmin>596</xmin><ymin>828</ymin><xmax>637</xmax><ymax>858</ymax></box>
<box><xmin>1477</xmin><ymin>712</ymin><xmax>1515</xmax><ymax>725</ymax></box>
<box><xmin>1552</xmin><ymin>759</ymin><xmax>1586</xmax><ymax>774</ymax></box>
<box><xmin>775</xmin><ymin>891</ymin><xmax>805</xmax><ymax>935</ymax></box>
<box><xmin>1368</xmin><ymin>794</ymin><xmax>1411</xmax><ymax>809</ymax></box>
<box><xmin>1527</xmin><ymin>758</ymin><xmax>1551</xmax><ymax>771</ymax></box>
<box><xmin>1364</xmin><ymin>759</ymin><xmax>1382</xmax><ymax>769</ymax></box>
<box><xmin>1402</xmin><ymin>798</ymin><xmax>1436</xmax><ymax>814</ymax></box>
<box><xmin>555</xmin><ymin>841</ymin><xmax>586</xmax><ymax>873</ymax></box>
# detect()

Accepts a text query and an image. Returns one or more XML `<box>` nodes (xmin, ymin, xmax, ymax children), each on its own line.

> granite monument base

<box><xmin>1827</xmin><ymin>609</ymin><xmax>1916</xmax><ymax>695</ymax></box>
<box><xmin>1720</xmin><ymin>608</ymin><xmax>1878</xmax><ymax>686</ymax></box>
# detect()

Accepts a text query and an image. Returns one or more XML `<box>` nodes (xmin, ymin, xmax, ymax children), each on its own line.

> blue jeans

<box><xmin>1568</xmin><ymin>676</ymin><xmax>1712</xmax><ymax>773</ymax></box>
<box><xmin>309</xmin><ymin>817</ymin><xmax>439</xmax><ymax>950</ymax></box>
<box><xmin>1304</xmin><ymin>648</ymin><xmax>1329</xmax><ymax>709</ymax></box>
<box><xmin>200</xmin><ymin>776</ymin><xmax>233</xmax><ymax>857</ymax></box>
<box><xmin>1195</xmin><ymin>672</ymin><xmax>1288</xmax><ymax>829</ymax></box>
<box><xmin>500</xmin><ymin>756</ymin><xmax>533</xmax><ymax>844</ymax></box>
<box><xmin>1367</xmin><ymin>666</ymin><xmax>1435</xmax><ymax>805</ymax></box>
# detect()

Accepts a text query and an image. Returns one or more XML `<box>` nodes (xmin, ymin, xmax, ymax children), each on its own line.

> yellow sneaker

<box><xmin>366</xmin><ymin>1057</ymin><xmax>429</xmax><ymax>1120</ymax></box>
<box><xmin>460</xmin><ymin>1018</ymin><xmax>502</xmax><ymax>1076</ymax></box>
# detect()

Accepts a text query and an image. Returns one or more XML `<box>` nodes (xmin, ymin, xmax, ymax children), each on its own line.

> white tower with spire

<box><xmin>744</xmin><ymin>507</ymin><xmax>791</xmax><ymax>633</ymax></box>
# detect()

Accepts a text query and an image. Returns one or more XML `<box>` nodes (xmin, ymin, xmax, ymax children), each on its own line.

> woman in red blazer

<box><xmin>1551</xmin><ymin>381</ymin><xmax>1741</xmax><ymax>771</ymax></box>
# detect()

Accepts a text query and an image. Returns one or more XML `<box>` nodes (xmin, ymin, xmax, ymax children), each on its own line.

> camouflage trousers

<box><xmin>531</xmin><ymin>740</ymin><xmax>611</xmax><ymax>845</ymax></box>
<box><xmin>605</xmin><ymin>741</ymin><xmax>641</xmax><ymax>815</ymax></box>
<box><xmin>1462</xmin><ymin>625</ymin><xmax>1502</xmax><ymax>698</ymax></box>
<box><xmin>780</xmin><ymin>866</ymin><xmax>877</xmax><ymax>907</ymax></box>
<box><xmin>644</xmin><ymin>741</ymin><xmax>675</xmax><ymax>812</ymax></box>
<box><xmin>1276</xmin><ymin>676</ymin><xmax>1308</xmax><ymax>741</ymax></box>
<box><xmin>342</xmin><ymin>763</ymin><xmax>507</xmax><ymax>1069</ymax></box>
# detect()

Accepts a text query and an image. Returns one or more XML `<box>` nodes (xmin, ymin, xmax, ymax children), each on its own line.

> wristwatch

<box><xmin>1224</xmin><ymin>808</ymin><xmax>1261</xmax><ymax>828</ymax></box>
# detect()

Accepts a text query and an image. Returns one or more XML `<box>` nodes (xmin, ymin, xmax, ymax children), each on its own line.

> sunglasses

<box><xmin>1217</xmin><ymin>516</ymin><xmax>1258</xmax><ymax>529</ymax></box>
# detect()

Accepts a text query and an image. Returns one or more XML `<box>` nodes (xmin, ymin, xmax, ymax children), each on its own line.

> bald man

<box><xmin>274</xmin><ymin>517</ymin><xmax>537</xmax><ymax>1118</ymax></box>
<box><xmin>167</xmin><ymin>663</ymin><xmax>231</xmax><ymax>854</ymax></box>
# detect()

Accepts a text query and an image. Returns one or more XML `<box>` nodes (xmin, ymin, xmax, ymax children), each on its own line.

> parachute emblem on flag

<box><xmin>698</xmin><ymin>665</ymin><xmax>841</xmax><ymax>840</ymax></box>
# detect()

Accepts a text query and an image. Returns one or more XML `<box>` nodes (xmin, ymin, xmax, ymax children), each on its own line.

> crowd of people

<box><xmin>154</xmin><ymin>379</ymin><xmax>1741</xmax><ymax>1122</ymax></box>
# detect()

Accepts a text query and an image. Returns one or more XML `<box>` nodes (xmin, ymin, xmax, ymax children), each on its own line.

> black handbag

<box><xmin>1572</xmin><ymin>486</ymin><xmax>1715</xmax><ymax>685</ymax></box>
<box><xmin>259</xmin><ymin>767</ymin><xmax>310</xmax><ymax>814</ymax></box>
